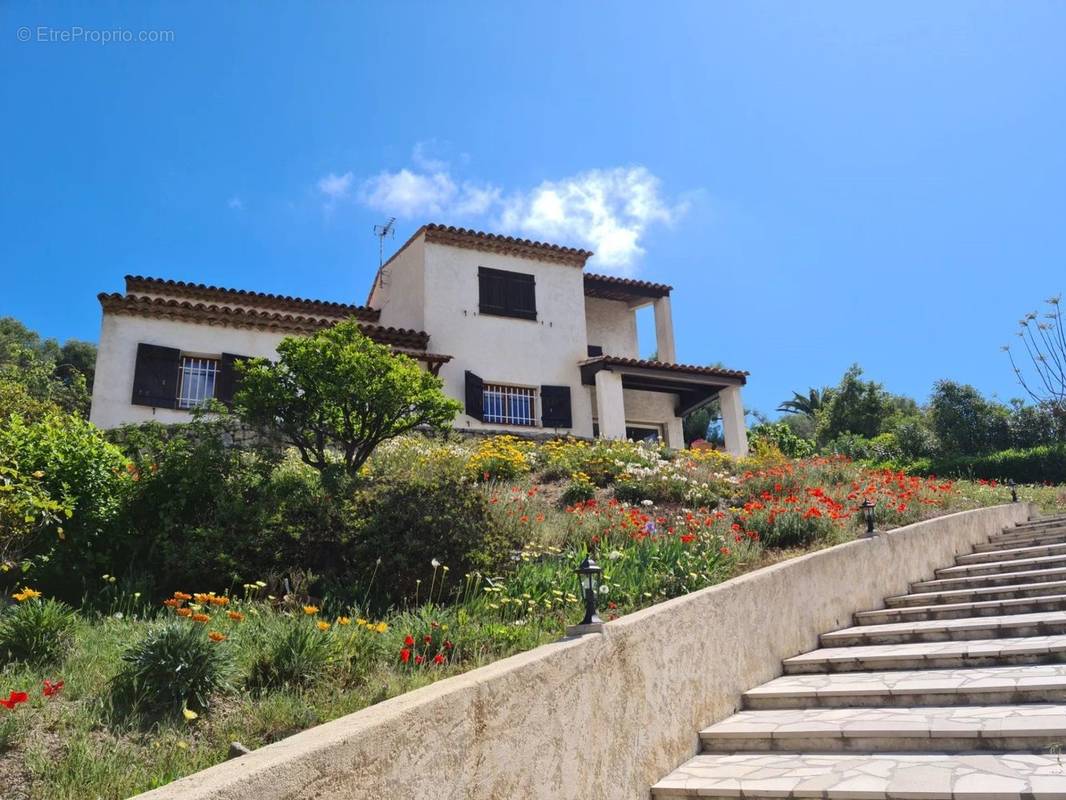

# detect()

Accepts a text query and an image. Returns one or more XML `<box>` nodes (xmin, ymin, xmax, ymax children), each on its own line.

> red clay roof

<box><xmin>99</xmin><ymin>293</ymin><xmax>428</xmax><ymax>349</ymax></box>
<box><xmin>125</xmin><ymin>275</ymin><xmax>379</xmax><ymax>321</ymax></box>
<box><xmin>580</xmin><ymin>355</ymin><xmax>748</xmax><ymax>383</ymax></box>
<box><xmin>583</xmin><ymin>273</ymin><xmax>672</xmax><ymax>301</ymax></box>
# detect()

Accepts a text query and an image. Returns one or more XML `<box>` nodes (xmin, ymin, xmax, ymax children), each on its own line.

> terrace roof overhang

<box><xmin>579</xmin><ymin>356</ymin><xmax>749</xmax><ymax>417</ymax></box>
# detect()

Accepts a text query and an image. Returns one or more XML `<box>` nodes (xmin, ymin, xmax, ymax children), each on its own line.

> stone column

<box><xmin>653</xmin><ymin>296</ymin><xmax>677</xmax><ymax>363</ymax></box>
<box><xmin>665</xmin><ymin>416</ymin><xmax>685</xmax><ymax>450</ymax></box>
<box><xmin>594</xmin><ymin>369</ymin><xmax>626</xmax><ymax>440</ymax></box>
<box><xmin>719</xmin><ymin>385</ymin><xmax>749</xmax><ymax>457</ymax></box>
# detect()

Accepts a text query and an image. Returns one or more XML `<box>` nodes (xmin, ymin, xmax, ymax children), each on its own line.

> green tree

<box><xmin>777</xmin><ymin>387</ymin><xmax>830</xmax><ymax>418</ymax></box>
<box><xmin>234</xmin><ymin>320</ymin><xmax>461</xmax><ymax>476</ymax></box>
<box><xmin>816</xmin><ymin>365</ymin><xmax>896</xmax><ymax>443</ymax></box>
<box><xmin>929</xmin><ymin>380</ymin><xmax>1010</xmax><ymax>456</ymax></box>
<box><xmin>0</xmin><ymin>317</ymin><xmax>96</xmax><ymax>416</ymax></box>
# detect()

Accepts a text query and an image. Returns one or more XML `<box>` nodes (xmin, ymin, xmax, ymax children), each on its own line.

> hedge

<box><xmin>881</xmin><ymin>443</ymin><xmax>1066</xmax><ymax>485</ymax></box>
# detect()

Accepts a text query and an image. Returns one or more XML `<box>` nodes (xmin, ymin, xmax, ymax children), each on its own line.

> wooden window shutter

<box><xmin>465</xmin><ymin>370</ymin><xmax>484</xmax><ymax>421</ymax></box>
<box><xmin>508</xmin><ymin>273</ymin><xmax>537</xmax><ymax>319</ymax></box>
<box><xmin>131</xmin><ymin>343</ymin><xmax>181</xmax><ymax>408</ymax></box>
<box><xmin>478</xmin><ymin>268</ymin><xmax>506</xmax><ymax>315</ymax></box>
<box><xmin>216</xmin><ymin>353</ymin><xmax>252</xmax><ymax>406</ymax></box>
<box><xmin>540</xmin><ymin>385</ymin><xmax>572</xmax><ymax>428</ymax></box>
<box><xmin>587</xmin><ymin>345</ymin><xmax>603</xmax><ymax>357</ymax></box>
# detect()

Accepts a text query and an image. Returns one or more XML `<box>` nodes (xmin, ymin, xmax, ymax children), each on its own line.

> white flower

<box><xmin>641</xmin><ymin>499</ymin><xmax>654</xmax><ymax>507</ymax></box>
<box><xmin>598</xmin><ymin>584</ymin><xmax>610</xmax><ymax>595</ymax></box>
<box><xmin>431</xmin><ymin>558</ymin><xmax>441</xmax><ymax>569</ymax></box>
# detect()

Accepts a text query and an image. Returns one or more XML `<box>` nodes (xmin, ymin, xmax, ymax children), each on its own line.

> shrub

<box><xmin>0</xmin><ymin>596</ymin><xmax>78</xmax><ymax>666</ymax></box>
<box><xmin>467</xmin><ymin>435</ymin><xmax>533</xmax><ymax>481</ymax></box>
<box><xmin>747</xmin><ymin>422</ymin><xmax>815</xmax><ymax>458</ymax></box>
<box><xmin>903</xmin><ymin>443</ymin><xmax>1066</xmax><ymax>484</ymax></box>
<box><xmin>345</xmin><ymin>470</ymin><xmax>513</xmax><ymax>609</ymax></box>
<box><xmin>246</xmin><ymin>620</ymin><xmax>336</xmax><ymax>692</ymax></box>
<box><xmin>112</xmin><ymin>621</ymin><xmax>230</xmax><ymax>715</ymax></box>
<box><xmin>562</xmin><ymin>472</ymin><xmax>596</xmax><ymax>506</ymax></box>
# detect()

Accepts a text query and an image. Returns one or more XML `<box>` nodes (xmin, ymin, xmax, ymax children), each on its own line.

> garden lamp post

<box><xmin>576</xmin><ymin>554</ymin><xmax>603</xmax><ymax>626</ymax></box>
<box><xmin>1009</xmin><ymin>480</ymin><xmax>1018</xmax><ymax>503</ymax></box>
<box><xmin>860</xmin><ymin>498</ymin><xmax>876</xmax><ymax>536</ymax></box>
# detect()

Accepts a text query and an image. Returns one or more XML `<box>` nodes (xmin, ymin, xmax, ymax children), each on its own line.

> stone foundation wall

<box><xmin>133</xmin><ymin>503</ymin><xmax>1034</xmax><ymax>800</ymax></box>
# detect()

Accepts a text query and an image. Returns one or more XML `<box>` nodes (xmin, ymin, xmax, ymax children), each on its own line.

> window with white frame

<box><xmin>176</xmin><ymin>356</ymin><xmax>219</xmax><ymax>409</ymax></box>
<box><xmin>483</xmin><ymin>383</ymin><xmax>537</xmax><ymax>426</ymax></box>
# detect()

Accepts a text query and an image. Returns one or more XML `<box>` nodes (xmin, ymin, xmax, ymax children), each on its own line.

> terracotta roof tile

<box><xmin>421</xmin><ymin>224</ymin><xmax>594</xmax><ymax>266</ymax></box>
<box><xmin>583</xmin><ymin>273</ymin><xmax>672</xmax><ymax>301</ymax></box>
<box><xmin>99</xmin><ymin>293</ymin><xmax>428</xmax><ymax>349</ymax></box>
<box><xmin>580</xmin><ymin>355</ymin><xmax>748</xmax><ymax>383</ymax></box>
<box><xmin>125</xmin><ymin>275</ymin><xmax>379</xmax><ymax>321</ymax></box>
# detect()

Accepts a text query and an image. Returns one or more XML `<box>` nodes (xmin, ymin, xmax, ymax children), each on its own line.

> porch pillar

<box><xmin>653</xmin><ymin>296</ymin><xmax>676</xmax><ymax>363</ymax></box>
<box><xmin>594</xmin><ymin>369</ymin><xmax>626</xmax><ymax>440</ymax></box>
<box><xmin>665</xmin><ymin>417</ymin><xmax>685</xmax><ymax>450</ymax></box>
<box><xmin>719</xmin><ymin>385</ymin><xmax>749</xmax><ymax>457</ymax></box>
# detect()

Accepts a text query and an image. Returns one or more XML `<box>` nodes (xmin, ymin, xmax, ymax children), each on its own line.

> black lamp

<box><xmin>576</xmin><ymin>555</ymin><xmax>603</xmax><ymax>626</ymax></box>
<box><xmin>1009</xmin><ymin>480</ymin><xmax>1018</xmax><ymax>503</ymax></box>
<box><xmin>860</xmin><ymin>498</ymin><xmax>876</xmax><ymax>535</ymax></box>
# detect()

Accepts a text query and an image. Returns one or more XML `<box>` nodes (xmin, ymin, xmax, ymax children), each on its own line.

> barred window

<box><xmin>483</xmin><ymin>384</ymin><xmax>537</xmax><ymax>426</ymax></box>
<box><xmin>177</xmin><ymin>356</ymin><xmax>219</xmax><ymax>409</ymax></box>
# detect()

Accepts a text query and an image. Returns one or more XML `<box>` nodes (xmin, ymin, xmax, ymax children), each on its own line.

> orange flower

<box><xmin>173</xmin><ymin>592</ymin><xmax>192</xmax><ymax>601</ymax></box>
<box><xmin>163</xmin><ymin>598</ymin><xmax>182</xmax><ymax>608</ymax></box>
<box><xmin>191</xmin><ymin>613</ymin><xmax>210</xmax><ymax>623</ymax></box>
<box><xmin>302</xmin><ymin>605</ymin><xmax>319</xmax><ymax>615</ymax></box>
<box><xmin>316</xmin><ymin>621</ymin><xmax>330</xmax><ymax>632</ymax></box>
<box><xmin>209</xmin><ymin>596</ymin><xmax>229</xmax><ymax>606</ymax></box>
<box><xmin>176</xmin><ymin>608</ymin><xmax>192</xmax><ymax>617</ymax></box>
<box><xmin>208</xmin><ymin>631</ymin><xmax>226</xmax><ymax>642</ymax></box>
<box><xmin>227</xmin><ymin>610</ymin><xmax>245</xmax><ymax>622</ymax></box>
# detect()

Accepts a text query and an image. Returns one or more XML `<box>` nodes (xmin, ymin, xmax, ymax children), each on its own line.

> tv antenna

<box><xmin>373</xmin><ymin>217</ymin><xmax>396</xmax><ymax>268</ymax></box>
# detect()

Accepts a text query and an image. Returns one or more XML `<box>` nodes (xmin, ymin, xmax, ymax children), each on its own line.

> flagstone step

<box><xmin>782</xmin><ymin>634</ymin><xmax>1066</xmax><ymax>674</ymax></box>
<box><xmin>1012</xmin><ymin>515</ymin><xmax>1066</xmax><ymax>530</ymax></box>
<box><xmin>936</xmin><ymin>552</ymin><xmax>1066</xmax><ymax>578</ymax></box>
<box><xmin>980</xmin><ymin>529</ymin><xmax>1066</xmax><ymax>550</ymax></box>
<box><xmin>742</xmin><ymin>664</ymin><xmax>1066</xmax><ymax>709</ymax></box>
<box><xmin>856</xmin><ymin>593</ymin><xmax>1066</xmax><ymax>624</ymax></box>
<box><xmin>821</xmin><ymin>611</ymin><xmax>1066</xmax><ymax>647</ymax></box>
<box><xmin>698</xmin><ymin>703</ymin><xmax>1066</xmax><ymax>752</ymax></box>
<box><xmin>651</xmin><ymin>752</ymin><xmax>1066</xmax><ymax>799</ymax></box>
<box><xmin>957</xmin><ymin>540</ymin><xmax>1066</xmax><ymax>565</ymax></box>
<box><xmin>885</xmin><ymin>579</ymin><xmax>1066</xmax><ymax>608</ymax></box>
<box><xmin>911</xmin><ymin>565</ymin><xmax>1066</xmax><ymax>594</ymax></box>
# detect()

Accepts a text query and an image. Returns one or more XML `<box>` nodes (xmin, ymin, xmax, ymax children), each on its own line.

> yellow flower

<box><xmin>182</xmin><ymin>707</ymin><xmax>198</xmax><ymax>721</ymax></box>
<box><xmin>12</xmin><ymin>586</ymin><xmax>42</xmax><ymax>602</ymax></box>
<box><xmin>316</xmin><ymin>620</ymin><xmax>330</xmax><ymax>631</ymax></box>
<box><xmin>303</xmin><ymin>605</ymin><xmax>319</xmax><ymax>615</ymax></box>
<box><xmin>355</xmin><ymin>618</ymin><xmax>368</xmax><ymax>626</ymax></box>
<box><xmin>337</xmin><ymin>616</ymin><xmax>351</xmax><ymax>625</ymax></box>
<box><xmin>374</xmin><ymin>622</ymin><xmax>388</xmax><ymax>634</ymax></box>
<box><xmin>32</xmin><ymin>470</ymin><xmax>45</xmax><ymax>478</ymax></box>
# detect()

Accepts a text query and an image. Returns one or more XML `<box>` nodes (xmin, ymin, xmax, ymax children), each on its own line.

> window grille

<box><xmin>177</xmin><ymin>356</ymin><xmax>219</xmax><ymax>409</ymax></box>
<box><xmin>483</xmin><ymin>384</ymin><xmax>537</xmax><ymax>426</ymax></box>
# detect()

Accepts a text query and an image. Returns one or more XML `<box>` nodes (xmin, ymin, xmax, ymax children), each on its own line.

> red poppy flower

<box><xmin>423</xmin><ymin>635</ymin><xmax>432</xmax><ymax>644</ymax></box>
<box><xmin>0</xmin><ymin>690</ymin><xmax>29</xmax><ymax>710</ymax></box>
<box><xmin>415</xmin><ymin>655</ymin><xmax>425</xmax><ymax>665</ymax></box>
<box><xmin>400</xmin><ymin>648</ymin><xmax>411</xmax><ymax>663</ymax></box>
<box><xmin>433</xmin><ymin>653</ymin><xmax>445</xmax><ymax>665</ymax></box>
<box><xmin>403</xmin><ymin>634</ymin><xmax>415</xmax><ymax>647</ymax></box>
<box><xmin>443</xmin><ymin>640</ymin><xmax>454</xmax><ymax>650</ymax></box>
<box><xmin>43</xmin><ymin>680</ymin><xmax>63</xmax><ymax>697</ymax></box>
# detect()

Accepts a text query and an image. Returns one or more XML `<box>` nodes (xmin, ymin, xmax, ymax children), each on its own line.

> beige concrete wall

<box><xmin>425</xmin><ymin>241</ymin><xmax>594</xmax><ymax>437</ymax></box>
<box><xmin>89</xmin><ymin>313</ymin><xmax>290</xmax><ymax>429</ymax></box>
<box><xmin>585</xmin><ymin>296</ymin><xmax>639</xmax><ymax>358</ymax></box>
<box><xmin>131</xmin><ymin>503</ymin><xmax>1034</xmax><ymax>800</ymax></box>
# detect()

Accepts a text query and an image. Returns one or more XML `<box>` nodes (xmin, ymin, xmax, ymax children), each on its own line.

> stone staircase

<box><xmin>653</xmin><ymin>514</ymin><xmax>1066</xmax><ymax>799</ymax></box>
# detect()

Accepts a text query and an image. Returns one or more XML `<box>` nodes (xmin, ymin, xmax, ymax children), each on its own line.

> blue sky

<box><xmin>2</xmin><ymin>2</ymin><xmax>1065</xmax><ymax>416</ymax></box>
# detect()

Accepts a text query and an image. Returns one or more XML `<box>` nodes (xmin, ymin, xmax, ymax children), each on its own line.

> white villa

<box><xmin>90</xmin><ymin>224</ymin><xmax>749</xmax><ymax>454</ymax></box>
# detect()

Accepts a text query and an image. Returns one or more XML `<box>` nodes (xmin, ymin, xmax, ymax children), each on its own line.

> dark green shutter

<box><xmin>478</xmin><ymin>269</ymin><xmax>507</xmax><ymax>315</ymax></box>
<box><xmin>508</xmin><ymin>273</ymin><xmax>537</xmax><ymax>319</ymax></box>
<box><xmin>465</xmin><ymin>371</ymin><xmax>484</xmax><ymax>420</ymax></box>
<box><xmin>540</xmin><ymin>385</ymin><xmax>572</xmax><ymax>428</ymax></box>
<box><xmin>216</xmin><ymin>353</ymin><xmax>251</xmax><ymax>406</ymax></box>
<box><xmin>131</xmin><ymin>343</ymin><xmax>180</xmax><ymax>408</ymax></box>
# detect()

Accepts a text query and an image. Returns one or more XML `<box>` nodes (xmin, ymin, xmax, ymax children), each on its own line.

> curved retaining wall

<box><xmin>134</xmin><ymin>503</ymin><xmax>1034</xmax><ymax>800</ymax></box>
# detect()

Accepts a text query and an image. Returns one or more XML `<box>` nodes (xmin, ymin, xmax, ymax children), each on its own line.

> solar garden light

<box><xmin>565</xmin><ymin>554</ymin><xmax>605</xmax><ymax>636</ymax></box>
<box><xmin>860</xmin><ymin>498</ymin><xmax>877</xmax><ymax>537</ymax></box>
<box><xmin>1009</xmin><ymin>480</ymin><xmax>1018</xmax><ymax>503</ymax></box>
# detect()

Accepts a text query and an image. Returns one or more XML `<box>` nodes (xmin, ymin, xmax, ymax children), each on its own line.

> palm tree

<box><xmin>777</xmin><ymin>388</ymin><xmax>828</xmax><ymax>418</ymax></box>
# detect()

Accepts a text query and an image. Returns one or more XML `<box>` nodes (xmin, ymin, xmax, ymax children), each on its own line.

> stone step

<box><xmin>957</xmin><ymin>540</ymin><xmax>1066</xmax><ymax>565</ymax></box>
<box><xmin>698</xmin><ymin>703</ymin><xmax>1066</xmax><ymax>752</ymax></box>
<box><xmin>886</xmin><ymin>578</ymin><xmax>1066</xmax><ymax>608</ymax></box>
<box><xmin>651</xmin><ymin>752</ymin><xmax>1066</xmax><ymax>799</ymax></box>
<box><xmin>936</xmin><ymin>552</ymin><xmax>1066</xmax><ymax>578</ymax></box>
<box><xmin>981</xmin><ymin>529</ymin><xmax>1066</xmax><ymax>550</ymax></box>
<box><xmin>1012</xmin><ymin>515</ymin><xmax>1066</xmax><ymax>530</ymax></box>
<box><xmin>857</xmin><ymin>593</ymin><xmax>1066</xmax><ymax>624</ymax></box>
<box><xmin>782</xmin><ymin>634</ymin><xmax>1066</xmax><ymax>674</ymax></box>
<box><xmin>743</xmin><ymin>664</ymin><xmax>1066</xmax><ymax>709</ymax></box>
<box><xmin>822</xmin><ymin>611</ymin><xmax>1066</xmax><ymax>646</ymax></box>
<box><xmin>911</xmin><ymin>565</ymin><xmax>1066</xmax><ymax>594</ymax></box>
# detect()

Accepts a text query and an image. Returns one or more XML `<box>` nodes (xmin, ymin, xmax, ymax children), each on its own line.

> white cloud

<box><xmin>227</xmin><ymin>196</ymin><xmax>244</xmax><ymax>211</ymax></box>
<box><xmin>317</xmin><ymin>171</ymin><xmax>353</xmax><ymax>201</ymax></box>
<box><xmin>329</xmin><ymin>143</ymin><xmax>687</xmax><ymax>271</ymax></box>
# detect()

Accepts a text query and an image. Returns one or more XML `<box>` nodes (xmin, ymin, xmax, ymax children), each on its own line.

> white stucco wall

<box><xmin>368</xmin><ymin>235</ymin><xmax>426</xmax><ymax>332</ymax></box>
<box><xmin>584</xmin><ymin>297</ymin><xmax>638</xmax><ymax>358</ymax></box>
<box><xmin>423</xmin><ymin>242</ymin><xmax>595</xmax><ymax>437</ymax></box>
<box><xmin>89</xmin><ymin>314</ymin><xmax>290</xmax><ymax>429</ymax></box>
